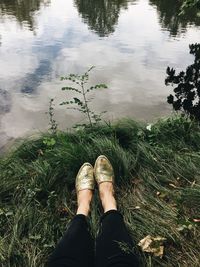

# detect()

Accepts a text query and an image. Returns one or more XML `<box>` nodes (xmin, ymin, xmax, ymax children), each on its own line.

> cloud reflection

<box><xmin>0</xmin><ymin>0</ymin><xmax>200</xmax><ymax>149</ymax></box>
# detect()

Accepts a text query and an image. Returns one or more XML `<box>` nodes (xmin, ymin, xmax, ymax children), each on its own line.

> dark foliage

<box><xmin>74</xmin><ymin>0</ymin><xmax>130</xmax><ymax>37</ymax></box>
<box><xmin>165</xmin><ymin>43</ymin><xmax>200</xmax><ymax>121</ymax></box>
<box><xmin>150</xmin><ymin>0</ymin><xmax>200</xmax><ymax>36</ymax></box>
<box><xmin>0</xmin><ymin>0</ymin><xmax>50</xmax><ymax>30</ymax></box>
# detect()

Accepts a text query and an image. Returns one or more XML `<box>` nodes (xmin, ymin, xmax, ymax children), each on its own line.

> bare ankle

<box><xmin>76</xmin><ymin>202</ymin><xmax>90</xmax><ymax>216</ymax></box>
<box><xmin>99</xmin><ymin>182</ymin><xmax>117</xmax><ymax>212</ymax></box>
<box><xmin>76</xmin><ymin>189</ymin><xmax>93</xmax><ymax>216</ymax></box>
<box><xmin>101</xmin><ymin>195</ymin><xmax>117</xmax><ymax>213</ymax></box>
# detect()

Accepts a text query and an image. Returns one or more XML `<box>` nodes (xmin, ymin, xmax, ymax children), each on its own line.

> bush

<box><xmin>166</xmin><ymin>43</ymin><xmax>200</xmax><ymax>121</ymax></box>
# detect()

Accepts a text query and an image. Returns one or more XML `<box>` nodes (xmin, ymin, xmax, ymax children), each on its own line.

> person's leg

<box><xmin>47</xmin><ymin>213</ymin><xmax>94</xmax><ymax>267</ymax></box>
<box><xmin>47</xmin><ymin>184</ymin><xmax>95</xmax><ymax>267</ymax></box>
<box><xmin>95</xmin><ymin>182</ymin><xmax>139</xmax><ymax>267</ymax></box>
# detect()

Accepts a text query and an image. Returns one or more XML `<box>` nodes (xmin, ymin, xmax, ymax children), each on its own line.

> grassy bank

<box><xmin>0</xmin><ymin>115</ymin><xmax>200</xmax><ymax>267</ymax></box>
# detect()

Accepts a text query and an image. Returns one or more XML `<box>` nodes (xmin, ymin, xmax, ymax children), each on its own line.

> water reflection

<box><xmin>74</xmin><ymin>0</ymin><xmax>134</xmax><ymax>37</ymax></box>
<box><xmin>149</xmin><ymin>0</ymin><xmax>200</xmax><ymax>36</ymax></box>
<box><xmin>0</xmin><ymin>89</ymin><xmax>11</xmax><ymax>113</ymax></box>
<box><xmin>0</xmin><ymin>0</ymin><xmax>50</xmax><ymax>30</ymax></box>
<box><xmin>0</xmin><ymin>0</ymin><xmax>200</xmax><ymax>150</ymax></box>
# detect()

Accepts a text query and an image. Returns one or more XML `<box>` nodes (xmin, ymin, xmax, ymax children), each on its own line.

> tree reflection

<box><xmin>150</xmin><ymin>0</ymin><xmax>200</xmax><ymax>36</ymax></box>
<box><xmin>0</xmin><ymin>0</ymin><xmax>50</xmax><ymax>30</ymax></box>
<box><xmin>74</xmin><ymin>0</ymin><xmax>133</xmax><ymax>37</ymax></box>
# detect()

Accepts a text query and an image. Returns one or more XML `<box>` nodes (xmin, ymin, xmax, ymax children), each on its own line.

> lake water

<box><xmin>0</xmin><ymin>0</ymin><xmax>200</xmax><ymax>149</ymax></box>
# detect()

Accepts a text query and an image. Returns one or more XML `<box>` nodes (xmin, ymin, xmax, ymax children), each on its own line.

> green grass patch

<box><xmin>0</xmin><ymin>115</ymin><xmax>200</xmax><ymax>266</ymax></box>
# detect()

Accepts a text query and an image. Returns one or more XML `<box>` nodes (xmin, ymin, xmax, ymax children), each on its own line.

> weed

<box><xmin>47</xmin><ymin>98</ymin><xmax>57</xmax><ymax>134</ymax></box>
<box><xmin>60</xmin><ymin>66</ymin><xmax>107</xmax><ymax>127</ymax></box>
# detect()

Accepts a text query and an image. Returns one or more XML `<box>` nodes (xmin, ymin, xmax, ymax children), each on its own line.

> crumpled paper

<box><xmin>138</xmin><ymin>235</ymin><xmax>166</xmax><ymax>258</ymax></box>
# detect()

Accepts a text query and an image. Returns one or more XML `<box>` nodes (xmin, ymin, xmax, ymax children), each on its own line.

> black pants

<box><xmin>47</xmin><ymin>210</ymin><xmax>139</xmax><ymax>267</ymax></box>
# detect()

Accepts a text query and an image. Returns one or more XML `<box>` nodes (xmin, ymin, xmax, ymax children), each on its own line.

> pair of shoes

<box><xmin>76</xmin><ymin>155</ymin><xmax>114</xmax><ymax>192</ymax></box>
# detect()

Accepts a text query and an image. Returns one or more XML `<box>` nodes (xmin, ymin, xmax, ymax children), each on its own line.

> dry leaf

<box><xmin>138</xmin><ymin>235</ymin><xmax>166</xmax><ymax>258</ymax></box>
<box><xmin>191</xmin><ymin>180</ymin><xmax>196</xmax><ymax>187</ymax></box>
<box><xmin>169</xmin><ymin>183</ymin><xmax>177</xmax><ymax>188</ymax></box>
<box><xmin>134</xmin><ymin>206</ymin><xmax>140</xmax><ymax>209</ymax></box>
<box><xmin>38</xmin><ymin>149</ymin><xmax>44</xmax><ymax>156</ymax></box>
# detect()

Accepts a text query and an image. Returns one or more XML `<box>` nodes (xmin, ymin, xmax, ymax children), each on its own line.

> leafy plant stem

<box><xmin>81</xmin><ymin>81</ymin><xmax>92</xmax><ymax>127</ymax></box>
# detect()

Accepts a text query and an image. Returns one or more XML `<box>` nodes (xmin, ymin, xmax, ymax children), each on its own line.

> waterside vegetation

<box><xmin>0</xmin><ymin>115</ymin><xmax>200</xmax><ymax>266</ymax></box>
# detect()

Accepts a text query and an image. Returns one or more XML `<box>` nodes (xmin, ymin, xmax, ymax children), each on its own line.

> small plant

<box><xmin>47</xmin><ymin>98</ymin><xmax>58</xmax><ymax>134</ymax></box>
<box><xmin>60</xmin><ymin>66</ymin><xmax>107</xmax><ymax>127</ymax></box>
<box><xmin>43</xmin><ymin>137</ymin><xmax>56</xmax><ymax>147</ymax></box>
<box><xmin>165</xmin><ymin>43</ymin><xmax>200</xmax><ymax>121</ymax></box>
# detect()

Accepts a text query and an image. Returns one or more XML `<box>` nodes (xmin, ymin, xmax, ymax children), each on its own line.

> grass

<box><xmin>0</xmin><ymin>115</ymin><xmax>200</xmax><ymax>266</ymax></box>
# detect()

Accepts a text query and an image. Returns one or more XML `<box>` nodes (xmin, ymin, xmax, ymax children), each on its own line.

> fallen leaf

<box><xmin>29</xmin><ymin>234</ymin><xmax>41</xmax><ymax>240</ymax></box>
<box><xmin>146</xmin><ymin>124</ymin><xmax>152</xmax><ymax>131</ymax></box>
<box><xmin>177</xmin><ymin>223</ymin><xmax>193</xmax><ymax>232</ymax></box>
<box><xmin>38</xmin><ymin>149</ymin><xmax>44</xmax><ymax>156</ymax></box>
<box><xmin>138</xmin><ymin>235</ymin><xmax>166</xmax><ymax>258</ymax></box>
<box><xmin>191</xmin><ymin>181</ymin><xmax>196</xmax><ymax>187</ymax></box>
<box><xmin>169</xmin><ymin>183</ymin><xmax>177</xmax><ymax>188</ymax></box>
<box><xmin>134</xmin><ymin>206</ymin><xmax>140</xmax><ymax>209</ymax></box>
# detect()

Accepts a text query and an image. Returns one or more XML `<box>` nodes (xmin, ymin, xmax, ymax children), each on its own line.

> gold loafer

<box><xmin>76</xmin><ymin>163</ymin><xmax>95</xmax><ymax>191</ymax></box>
<box><xmin>94</xmin><ymin>155</ymin><xmax>114</xmax><ymax>184</ymax></box>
